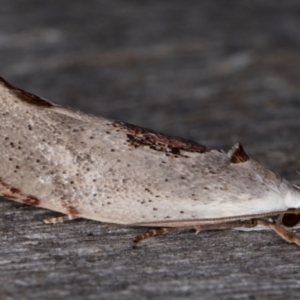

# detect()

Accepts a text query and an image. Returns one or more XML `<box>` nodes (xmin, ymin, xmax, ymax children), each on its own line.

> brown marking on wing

<box><xmin>0</xmin><ymin>76</ymin><xmax>54</xmax><ymax>108</ymax></box>
<box><xmin>2</xmin><ymin>193</ymin><xmax>18</xmax><ymax>200</ymax></box>
<box><xmin>59</xmin><ymin>197</ymin><xmax>80</xmax><ymax>216</ymax></box>
<box><xmin>65</xmin><ymin>205</ymin><xmax>80</xmax><ymax>216</ymax></box>
<box><xmin>0</xmin><ymin>176</ymin><xmax>41</xmax><ymax>206</ymax></box>
<box><xmin>229</xmin><ymin>143</ymin><xmax>250</xmax><ymax>164</ymax></box>
<box><xmin>23</xmin><ymin>196</ymin><xmax>40</xmax><ymax>206</ymax></box>
<box><xmin>10</xmin><ymin>187</ymin><xmax>21</xmax><ymax>194</ymax></box>
<box><xmin>111</xmin><ymin>121</ymin><xmax>210</xmax><ymax>157</ymax></box>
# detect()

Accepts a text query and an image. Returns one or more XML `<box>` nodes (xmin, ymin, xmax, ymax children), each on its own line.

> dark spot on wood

<box><xmin>23</xmin><ymin>196</ymin><xmax>40</xmax><ymax>206</ymax></box>
<box><xmin>28</xmin><ymin>125</ymin><xmax>32</xmax><ymax>130</ymax></box>
<box><xmin>229</xmin><ymin>143</ymin><xmax>250</xmax><ymax>164</ymax></box>
<box><xmin>153</xmin><ymin>208</ymin><xmax>158</xmax><ymax>211</ymax></box>
<box><xmin>0</xmin><ymin>77</ymin><xmax>55</xmax><ymax>108</ymax></box>
<box><xmin>281</xmin><ymin>213</ymin><xmax>300</xmax><ymax>227</ymax></box>
<box><xmin>112</xmin><ymin>121</ymin><xmax>210</xmax><ymax>157</ymax></box>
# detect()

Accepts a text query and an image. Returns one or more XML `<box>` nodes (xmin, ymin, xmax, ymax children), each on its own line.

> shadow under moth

<box><xmin>1</xmin><ymin>76</ymin><xmax>300</xmax><ymax>246</ymax></box>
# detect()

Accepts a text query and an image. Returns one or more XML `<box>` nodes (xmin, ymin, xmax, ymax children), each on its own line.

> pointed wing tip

<box><xmin>0</xmin><ymin>75</ymin><xmax>55</xmax><ymax>108</ymax></box>
<box><xmin>0</xmin><ymin>76</ymin><xmax>14</xmax><ymax>88</ymax></box>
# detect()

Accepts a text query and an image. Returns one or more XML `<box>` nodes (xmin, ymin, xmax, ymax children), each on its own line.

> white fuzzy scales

<box><xmin>0</xmin><ymin>76</ymin><xmax>300</xmax><ymax>230</ymax></box>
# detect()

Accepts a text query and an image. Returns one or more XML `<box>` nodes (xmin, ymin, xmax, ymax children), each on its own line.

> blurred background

<box><xmin>2</xmin><ymin>1</ymin><xmax>300</xmax><ymax>176</ymax></box>
<box><xmin>1</xmin><ymin>1</ymin><xmax>300</xmax><ymax>299</ymax></box>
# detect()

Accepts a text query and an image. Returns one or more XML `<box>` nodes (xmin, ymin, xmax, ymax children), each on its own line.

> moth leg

<box><xmin>256</xmin><ymin>219</ymin><xmax>300</xmax><ymax>246</ymax></box>
<box><xmin>134</xmin><ymin>221</ymin><xmax>257</xmax><ymax>242</ymax></box>
<box><xmin>194</xmin><ymin>220</ymin><xmax>256</xmax><ymax>234</ymax></box>
<box><xmin>133</xmin><ymin>227</ymin><xmax>176</xmax><ymax>243</ymax></box>
<box><xmin>43</xmin><ymin>215</ymin><xmax>79</xmax><ymax>224</ymax></box>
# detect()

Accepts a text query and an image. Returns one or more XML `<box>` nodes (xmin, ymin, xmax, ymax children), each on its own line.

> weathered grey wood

<box><xmin>1</xmin><ymin>1</ymin><xmax>300</xmax><ymax>299</ymax></box>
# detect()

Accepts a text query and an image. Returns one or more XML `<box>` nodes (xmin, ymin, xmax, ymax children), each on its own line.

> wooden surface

<box><xmin>1</xmin><ymin>1</ymin><xmax>300</xmax><ymax>299</ymax></box>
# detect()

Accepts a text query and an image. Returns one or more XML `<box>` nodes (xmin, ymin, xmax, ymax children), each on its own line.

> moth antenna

<box><xmin>293</xmin><ymin>171</ymin><xmax>300</xmax><ymax>190</ymax></box>
<box><xmin>293</xmin><ymin>184</ymin><xmax>300</xmax><ymax>190</ymax></box>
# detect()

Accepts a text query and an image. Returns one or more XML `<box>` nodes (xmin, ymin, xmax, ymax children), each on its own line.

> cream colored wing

<box><xmin>1</xmin><ymin>77</ymin><xmax>300</xmax><ymax>226</ymax></box>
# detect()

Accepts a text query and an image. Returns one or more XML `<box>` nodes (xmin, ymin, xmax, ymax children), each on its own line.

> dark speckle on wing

<box><xmin>111</xmin><ymin>121</ymin><xmax>210</xmax><ymax>157</ymax></box>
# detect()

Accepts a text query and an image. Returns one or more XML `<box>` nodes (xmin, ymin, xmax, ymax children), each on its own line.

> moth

<box><xmin>1</xmin><ymin>76</ymin><xmax>300</xmax><ymax>247</ymax></box>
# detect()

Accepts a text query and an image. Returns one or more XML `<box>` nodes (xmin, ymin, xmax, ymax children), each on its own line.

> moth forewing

<box><xmin>1</xmin><ymin>76</ymin><xmax>300</xmax><ymax>246</ymax></box>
